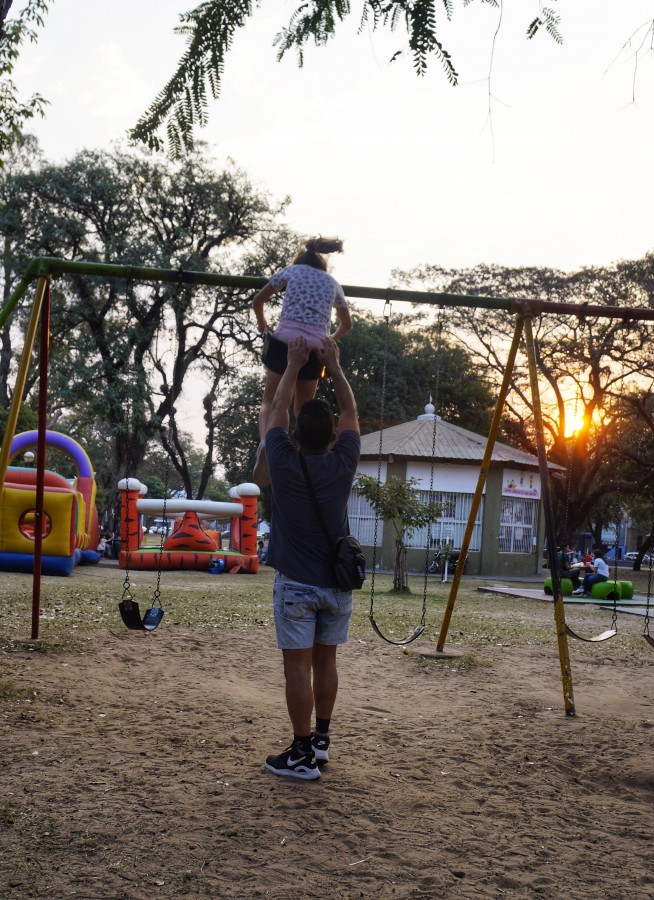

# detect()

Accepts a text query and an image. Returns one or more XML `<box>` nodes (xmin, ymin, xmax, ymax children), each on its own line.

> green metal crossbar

<box><xmin>4</xmin><ymin>256</ymin><xmax>654</xmax><ymax>329</ymax></box>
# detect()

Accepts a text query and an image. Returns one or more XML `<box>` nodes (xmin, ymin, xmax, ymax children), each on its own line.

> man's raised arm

<box><xmin>320</xmin><ymin>338</ymin><xmax>359</xmax><ymax>435</ymax></box>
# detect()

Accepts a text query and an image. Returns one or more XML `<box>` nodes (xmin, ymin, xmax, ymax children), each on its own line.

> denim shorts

<box><xmin>273</xmin><ymin>572</ymin><xmax>353</xmax><ymax>650</ymax></box>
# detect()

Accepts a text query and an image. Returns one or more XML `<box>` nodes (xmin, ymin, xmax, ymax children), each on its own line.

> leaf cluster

<box><xmin>130</xmin><ymin>0</ymin><xmax>564</xmax><ymax>157</ymax></box>
<box><xmin>0</xmin><ymin>0</ymin><xmax>49</xmax><ymax>160</ymax></box>
<box><xmin>526</xmin><ymin>6</ymin><xmax>562</xmax><ymax>44</ymax></box>
<box><xmin>128</xmin><ymin>1</ymin><xmax>254</xmax><ymax>156</ymax></box>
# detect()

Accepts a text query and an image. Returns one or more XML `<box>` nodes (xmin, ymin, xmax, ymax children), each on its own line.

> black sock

<box><xmin>315</xmin><ymin>718</ymin><xmax>330</xmax><ymax>736</ymax></box>
<box><xmin>294</xmin><ymin>734</ymin><xmax>312</xmax><ymax>754</ymax></box>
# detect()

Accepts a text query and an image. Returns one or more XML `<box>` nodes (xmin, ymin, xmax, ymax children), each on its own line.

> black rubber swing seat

<box><xmin>119</xmin><ymin>598</ymin><xmax>165</xmax><ymax>631</ymax></box>
<box><xmin>369</xmin><ymin>616</ymin><xmax>425</xmax><ymax>646</ymax></box>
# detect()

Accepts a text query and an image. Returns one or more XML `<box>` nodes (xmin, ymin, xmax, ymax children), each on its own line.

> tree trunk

<box><xmin>632</xmin><ymin>530</ymin><xmax>654</xmax><ymax>572</ymax></box>
<box><xmin>393</xmin><ymin>540</ymin><xmax>409</xmax><ymax>592</ymax></box>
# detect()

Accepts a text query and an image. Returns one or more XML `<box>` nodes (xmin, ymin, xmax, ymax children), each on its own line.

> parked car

<box><xmin>149</xmin><ymin>523</ymin><xmax>171</xmax><ymax>535</ymax></box>
<box><xmin>624</xmin><ymin>552</ymin><xmax>651</xmax><ymax>563</ymax></box>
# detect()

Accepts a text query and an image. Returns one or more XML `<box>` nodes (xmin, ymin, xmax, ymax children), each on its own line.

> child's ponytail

<box><xmin>293</xmin><ymin>236</ymin><xmax>344</xmax><ymax>270</ymax></box>
<box><xmin>305</xmin><ymin>237</ymin><xmax>344</xmax><ymax>255</ymax></box>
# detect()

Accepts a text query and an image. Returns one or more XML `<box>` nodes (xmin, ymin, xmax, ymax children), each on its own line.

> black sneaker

<box><xmin>265</xmin><ymin>743</ymin><xmax>320</xmax><ymax>780</ymax></box>
<box><xmin>312</xmin><ymin>733</ymin><xmax>330</xmax><ymax>762</ymax></box>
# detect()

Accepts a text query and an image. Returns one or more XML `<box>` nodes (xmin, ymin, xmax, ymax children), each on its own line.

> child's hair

<box><xmin>292</xmin><ymin>236</ymin><xmax>344</xmax><ymax>271</ymax></box>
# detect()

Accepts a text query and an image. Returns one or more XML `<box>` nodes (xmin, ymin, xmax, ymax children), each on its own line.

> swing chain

<box><xmin>151</xmin><ymin>450</ymin><xmax>170</xmax><ymax>610</ymax></box>
<box><xmin>368</xmin><ymin>303</ymin><xmax>391</xmax><ymax>612</ymax></box>
<box><xmin>611</xmin><ymin>590</ymin><xmax>619</xmax><ymax>633</ymax></box>
<box><xmin>644</xmin><ymin>520</ymin><xmax>654</xmax><ymax>638</ymax></box>
<box><xmin>121</xmin><ymin>317</ymin><xmax>135</xmax><ymax>605</ymax></box>
<box><xmin>422</xmin><ymin>308</ymin><xmax>444</xmax><ymax>597</ymax></box>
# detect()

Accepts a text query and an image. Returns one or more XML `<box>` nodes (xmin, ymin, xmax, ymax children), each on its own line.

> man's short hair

<box><xmin>295</xmin><ymin>399</ymin><xmax>335</xmax><ymax>453</ymax></box>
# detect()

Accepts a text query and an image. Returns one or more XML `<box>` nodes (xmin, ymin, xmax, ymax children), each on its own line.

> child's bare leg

<box><xmin>293</xmin><ymin>378</ymin><xmax>319</xmax><ymax>418</ymax></box>
<box><xmin>259</xmin><ymin>370</ymin><xmax>283</xmax><ymax>441</ymax></box>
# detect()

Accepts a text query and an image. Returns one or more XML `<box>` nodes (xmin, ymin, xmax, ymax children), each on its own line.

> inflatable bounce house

<box><xmin>118</xmin><ymin>478</ymin><xmax>261</xmax><ymax>573</ymax></box>
<box><xmin>0</xmin><ymin>430</ymin><xmax>101</xmax><ymax>576</ymax></box>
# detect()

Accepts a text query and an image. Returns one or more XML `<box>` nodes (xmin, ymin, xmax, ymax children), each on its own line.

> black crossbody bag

<box><xmin>298</xmin><ymin>453</ymin><xmax>366</xmax><ymax>591</ymax></box>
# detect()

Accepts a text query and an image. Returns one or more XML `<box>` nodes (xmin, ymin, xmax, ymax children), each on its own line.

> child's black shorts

<box><xmin>262</xmin><ymin>333</ymin><xmax>322</xmax><ymax>381</ymax></box>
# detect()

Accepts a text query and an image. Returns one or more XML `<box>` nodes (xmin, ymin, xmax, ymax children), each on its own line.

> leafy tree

<box><xmin>129</xmin><ymin>0</ymin><xmax>564</xmax><ymax>156</ymax></box>
<box><xmin>331</xmin><ymin>311</ymin><xmax>495</xmax><ymax>434</ymax></box>
<box><xmin>355</xmin><ymin>473</ymin><xmax>441</xmax><ymax>591</ymax></box>
<box><xmin>396</xmin><ymin>256</ymin><xmax>654</xmax><ymax>542</ymax></box>
<box><xmin>0</xmin><ymin>139</ymin><xmax>296</xmax><ymax>516</ymax></box>
<box><xmin>0</xmin><ymin>0</ymin><xmax>49</xmax><ymax>160</ymax></box>
<box><xmin>215</xmin><ymin>371</ymin><xmax>262</xmax><ymax>470</ymax></box>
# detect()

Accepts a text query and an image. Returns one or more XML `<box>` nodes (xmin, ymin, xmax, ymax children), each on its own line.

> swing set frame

<box><xmin>4</xmin><ymin>256</ymin><xmax>654</xmax><ymax>714</ymax></box>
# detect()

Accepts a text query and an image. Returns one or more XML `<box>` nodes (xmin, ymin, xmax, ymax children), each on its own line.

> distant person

<box><xmin>574</xmin><ymin>552</ymin><xmax>609</xmax><ymax>596</ymax></box>
<box><xmin>557</xmin><ymin>544</ymin><xmax>581</xmax><ymax>590</ymax></box>
<box><xmin>257</xmin><ymin>540</ymin><xmax>267</xmax><ymax>564</ymax></box>
<box><xmin>263</xmin><ymin>336</ymin><xmax>360</xmax><ymax>781</ymax></box>
<box><xmin>251</xmin><ymin>236</ymin><xmax>352</xmax><ymax>487</ymax></box>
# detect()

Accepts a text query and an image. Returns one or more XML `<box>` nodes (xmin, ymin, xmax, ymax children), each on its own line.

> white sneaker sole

<box><xmin>264</xmin><ymin>761</ymin><xmax>320</xmax><ymax>780</ymax></box>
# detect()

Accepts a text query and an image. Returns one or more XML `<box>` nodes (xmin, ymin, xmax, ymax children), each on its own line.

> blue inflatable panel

<box><xmin>0</xmin><ymin>551</ymin><xmax>76</xmax><ymax>576</ymax></box>
<box><xmin>80</xmin><ymin>549</ymin><xmax>100</xmax><ymax>565</ymax></box>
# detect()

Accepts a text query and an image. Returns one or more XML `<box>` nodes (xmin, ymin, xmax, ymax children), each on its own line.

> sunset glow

<box><xmin>564</xmin><ymin>409</ymin><xmax>586</xmax><ymax>438</ymax></box>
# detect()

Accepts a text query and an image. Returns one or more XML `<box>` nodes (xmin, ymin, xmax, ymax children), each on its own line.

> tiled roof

<box><xmin>359</xmin><ymin>415</ymin><xmax>560</xmax><ymax>468</ymax></box>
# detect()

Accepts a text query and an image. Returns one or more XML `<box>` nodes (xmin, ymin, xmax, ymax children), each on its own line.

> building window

<box><xmin>348</xmin><ymin>493</ymin><xmax>378</xmax><ymax>546</ymax></box>
<box><xmin>498</xmin><ymin>497</ymin><xmax>538</xmax><ymax>553</ymax></box>
<box><xmin>405</xmin><ymin>491</ymin><xmax>483</xmax><ymax>551</ymax></box>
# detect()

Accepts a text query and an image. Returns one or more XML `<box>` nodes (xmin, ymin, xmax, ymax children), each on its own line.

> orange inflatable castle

<box><xmin>118</xmin><ymin>479</ymin><xmax>261</xmax><ymax>573</ymax></box>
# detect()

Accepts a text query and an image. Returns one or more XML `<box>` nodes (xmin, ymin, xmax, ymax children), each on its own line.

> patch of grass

<box><xmin>0</xmin><ymin>566</ymin><xmax>651</xmax><ymax>659</ymax></box>
<box><xmin>0</xmin><ymin>679</ymin><xmax>35</xmax><ymax>701</ymax></box>
<box><xmin>456</xmin><ymin>652</ymin><xmax>492</xmax><ymax>669</ymax></box>
<box><xmin>0</xmin><ymin>803</ymin><xmax>20</xmax><ymax>825</ymax></box>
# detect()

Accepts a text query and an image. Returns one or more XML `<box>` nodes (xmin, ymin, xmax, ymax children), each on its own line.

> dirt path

<box><xmin>2</xmin><ymin>612</ymin><xmax>653</xmax><ymax>899</ymax></box>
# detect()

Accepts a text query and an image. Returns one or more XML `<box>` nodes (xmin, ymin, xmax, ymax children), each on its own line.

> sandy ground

<box><xmin>1</xmin><ymin>576</ymin><xmax>654</xmax><ymax>899</ymax></box>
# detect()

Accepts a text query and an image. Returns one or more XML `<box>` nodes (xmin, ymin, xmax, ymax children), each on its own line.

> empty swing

<box><xmin>118</xmin><ymin>473</ymin><xmax>167</xmax><ymax>632</ymax></box>
<box><xmin>640</xmin><ymin>523</ymin><xmax>654</xmax><ymax>648</ymax></box>
<box><xmin>368</xmin><ymin>304</ymin><xmax>443</xmax><ymax>646</ymax></box>
<box><xmin>563</xmin><ymin>595</ymin><xmax>619</xmax><ymax>644</ymax></box>
<box><xmin>117</xmin><ymin>290</ymin><xmax>167</xmax><ymax>632</ymax></box>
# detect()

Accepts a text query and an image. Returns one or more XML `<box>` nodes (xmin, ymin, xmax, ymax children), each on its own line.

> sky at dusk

<box><xmin>12</xmin><ymin>0</ymin><xmax>654</xmax><ymax>291</ymax></box>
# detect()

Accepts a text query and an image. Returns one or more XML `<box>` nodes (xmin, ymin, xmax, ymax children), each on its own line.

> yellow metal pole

<box><xmin>0</xmin><ymin>276</ymin><xmax>49</xmax><ymax>486</ymax></box>
<box><xmin>523</xmin><ymin>315</ymin><xmax>575</xmax><ymax>716</ymax></box>
<box><xmin>437</xmin><ymin>315</ymin><xmax>525</xmax><ymax>651</ymax></box>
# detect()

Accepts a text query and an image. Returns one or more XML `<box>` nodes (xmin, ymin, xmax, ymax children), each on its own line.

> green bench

<box><xmin>590</xmin><ymin>580</ymin><xmax>634</xmax><ymax>600</ymax></box>
<box><xmin>543</xmin><ymin>578</ymin><xmax>633</xmax><ymax>600</ymax></box>
<box><xmin>543</xmin><ymin>577</ymin><xmax>574</xmax><ymax>596</ymax></box>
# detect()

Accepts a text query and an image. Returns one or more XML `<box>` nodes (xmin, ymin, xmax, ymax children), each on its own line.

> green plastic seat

<box><xmin>590</xmin><ymin>581</ymin><xmax>622</xmax><ymax>601</ymax></box>
<box><xmin>619</xmin><ymin>580</ymin><xmax>634</xmax><ymax>600</ymax></box>
<box><xmin>543</xmin><ymin>576</ymin><xmax>574</xmax><ymax>596</ymax></box>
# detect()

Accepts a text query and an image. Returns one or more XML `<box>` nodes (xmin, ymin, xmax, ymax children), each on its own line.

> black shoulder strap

<box><xmin>298</xmin><ymin>452</ymin><xmax>336</xmax><ymax>551</ymax></box>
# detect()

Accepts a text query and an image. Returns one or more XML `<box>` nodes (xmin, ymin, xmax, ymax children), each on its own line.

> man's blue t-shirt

<box><xmin>265</xmin><ymin>427</ymin><xmax>361</xmax><ymax>588</ymax></box>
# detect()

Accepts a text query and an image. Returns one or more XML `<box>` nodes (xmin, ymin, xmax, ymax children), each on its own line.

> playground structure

<box><xmin>3</xmin><ymin>257</ymin><xmax>654</xmax><ymax>706</ymax></box>
<box><xmin>0</xmin><ymin>430</ymin><xmax>100</xmax><ymax>576</ymax></box>
<box><xmin>118</xmin><ymin>478</ymin><xmax>260</xmax><ymax>573</ymax></box>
